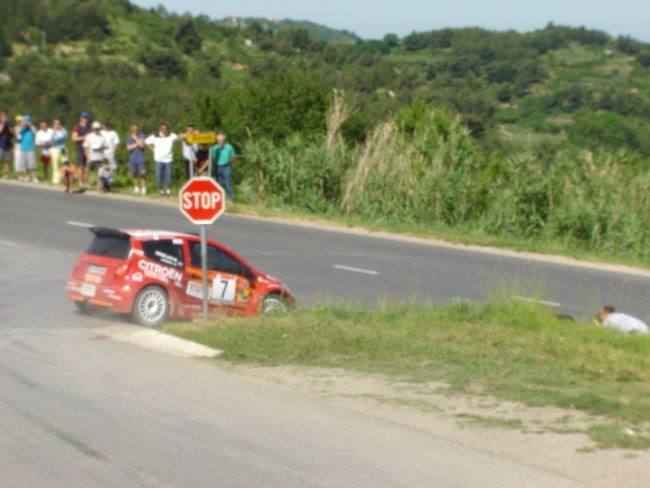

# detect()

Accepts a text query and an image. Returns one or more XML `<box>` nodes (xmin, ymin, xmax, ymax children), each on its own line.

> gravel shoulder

<box><xmin>218</xmin><ymin>362</ymin><xmax>649</xmax><ymax>488</ymax></box>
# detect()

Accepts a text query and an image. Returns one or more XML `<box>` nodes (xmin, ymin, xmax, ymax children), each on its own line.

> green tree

<box><xmin>174</xmin><ymin>17</ymin><xmax>202</xmax><ymax>55</ymax></box>
<box><xmin>199</xmin><ymin>68</ymin><xmax>329</xmax><ymax>143</ymax></box>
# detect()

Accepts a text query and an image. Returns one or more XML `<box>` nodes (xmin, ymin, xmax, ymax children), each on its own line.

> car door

<box><xmin>184</xmin><ymin>239</ymin><xmax>254</xmax><ymax>314</ymax></box>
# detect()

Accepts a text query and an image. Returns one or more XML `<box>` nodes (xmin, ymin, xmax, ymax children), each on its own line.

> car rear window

<box><xmin>86</xmin><ymin>235</ymin><xmax>131</xmax><ymax>259</ymax></box>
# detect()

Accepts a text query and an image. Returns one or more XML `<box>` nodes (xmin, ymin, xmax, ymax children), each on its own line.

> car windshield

<box><xmin>86</xmin><ymin>235</ymin><xmax>131</xmax><ymax>259</ymax></box>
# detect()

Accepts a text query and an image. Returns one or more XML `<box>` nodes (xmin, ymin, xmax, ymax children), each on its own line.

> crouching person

<box><xmin>98</xmin><ymin>160</ymin><xmax>114</xmax><ymax>193</ymax></box>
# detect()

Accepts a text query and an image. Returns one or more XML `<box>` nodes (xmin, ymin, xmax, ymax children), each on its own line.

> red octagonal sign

<box><xmin>179</xmin><ymin>177</ymin><xmax>226</xmax><ymax>225</ymax></box>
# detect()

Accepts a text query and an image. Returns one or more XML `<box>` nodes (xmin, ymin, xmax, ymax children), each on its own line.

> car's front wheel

<box><xmin>132</xmin><ymin>285</ymin><xmax>169</xmax><ymax>327</ymax></box>
<box><xmin>261</xmin><ymin>294</ymin><xmax>289</xmax><ymax>316</ymax></box>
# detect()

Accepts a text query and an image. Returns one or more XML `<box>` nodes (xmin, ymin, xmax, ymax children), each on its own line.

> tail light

<box><xmin>115</xmin><ymin>262</ymin><xmax>129</xmax><ymax>279</ymax></box>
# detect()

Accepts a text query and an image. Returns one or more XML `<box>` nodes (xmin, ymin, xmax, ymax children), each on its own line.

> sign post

<box><xmin>179</xmin><ymin>177</ymin><xmax>226</xmax><ymax>322</ymax></box>
<box><xmin>185</xmin><ymin>132</ymin><xmax>218</xmax><ymax>179</ymax></box>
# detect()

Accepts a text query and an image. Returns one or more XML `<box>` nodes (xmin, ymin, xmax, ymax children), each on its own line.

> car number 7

<box><xmin>212</xmin><ymin>275</ymin><xmax>236</xmax><ymax>303</ymax></box>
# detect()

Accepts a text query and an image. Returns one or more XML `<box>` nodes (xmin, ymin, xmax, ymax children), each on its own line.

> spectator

<box><xmin>181</xmin><ymin>123</ymin><xmax>198</xmax><ymax>179</ymax></box>
<box><xmin>126</xmin><ymin>123</ymin><xmax>147</xmax><ymax>195</ymax></box>
<box><xmin>98</xmin><ymin>160</ymin><xmax>114</xmax><ymax>193</ymax></box>
<box><xmin>19</xmin><ymin>115</ymin><xmax>38</xmax><ymax>183</ymax></box>
<box><xmin>72</xmin><ymin>111</ymin><xmax>91</xmax><ymax>189</ymax></box>
<box><xmin>60</xmin><ymin>152</ymin><xmax>77</xmax><ymax>195</ymax></box>
<box><xmin>145</xmin><ymin>123</ymin><xmax>178</xmax><ymax>195</ymax></box>
<box><xmin>35</xmin><ymin>120</ymin><xmax>54</xmax><ymax>182</ymax></box>
<box><xmin>598</xmin><ymin>306</ymin><xmax>649</xmax><ymax>334</ymax></box>
<box><xmin>83</xmin><ymin>121</ymin><xmax>106</xmax><ymax>191</ymax></box>
<box><xmin>50</xmin><ymin>118</ymin><xmax>68</xmax><ymax>184</ymax></box>
<box><xmin>13</xmin><ymin>115</ymin><xmax>24</xmax><ymax>179</ymax></box>
<box><xmin>212</xmin><ymin>133</ymin><xmax>235</xmax><ymax>200</ymax></box>
<box><xmin>194</xmin><ymin>143</ymin><xmax>210</xmax><ymax>176</ymax></box>
<box><xmin>101</xmin><ymin>121</ymin><xmax>120</xmax><ymax>171</ymax></box>
<box><xmin>0</xmin><ymin>111</ymin><xmax>14</xmax><ymax>179</ymax></box>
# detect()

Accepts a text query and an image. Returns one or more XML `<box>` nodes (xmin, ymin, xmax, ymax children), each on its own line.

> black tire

<box><xmin>132</xmin><ymin>285</ymin><xmax>169</xmax><ymax>327</ymax></box>
<box><xmin>261</xmin><ymin>294</ymin><xmax>289</xmax><ymax>316</ymax></box>
<box><xmin>75</xmin><ymin>300</ymin><xmax>93</xmax><ymax>314</ymax></box>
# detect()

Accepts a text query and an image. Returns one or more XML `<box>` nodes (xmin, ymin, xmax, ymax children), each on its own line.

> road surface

<box><xmin>1</xmin><ymin>180</ymin><xmax>644</xmax><ymax>487</ymax></box>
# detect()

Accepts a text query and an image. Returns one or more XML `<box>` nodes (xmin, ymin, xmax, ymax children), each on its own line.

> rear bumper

<box><xmin>66</xmin><ymin>279</ymin><xmax>134</xmax><ymax>313</ymax></box>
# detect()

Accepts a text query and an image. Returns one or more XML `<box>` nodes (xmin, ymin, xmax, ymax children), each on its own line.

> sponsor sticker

<box><xmin>131</xmin><ymin>272</ymin><xmax>144</xmax><ymax>282</ymax></box>
<box><xmin>138</xmin><ymin>260</ymin><xmax>183</xmax><ymax>284</ymax></box>
<box><xmin>186</xmin><ymin>281</ymin><xmax>207</xmax><ymax>299</ymax></box>
<box><xmin>81</xmin><ymin>283</ymin><xmax>96</xmax><ymax>297</ymax></box>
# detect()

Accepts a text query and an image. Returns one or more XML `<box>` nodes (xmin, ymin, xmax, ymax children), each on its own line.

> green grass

<box><xmin>163</xmin><ymin>299</ymin><xmax>650</xmax><ymax>429</ymax></box>
<box><xmin>588</xmin><ymin>423</ymin><xmax>650</xmax><ymax>450</ymax></box>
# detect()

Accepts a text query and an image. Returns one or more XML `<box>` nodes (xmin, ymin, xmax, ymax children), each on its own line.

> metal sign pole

<box><xmin>200</xmin><ymin>224</ymin><xmax>209</xmax><ymax>322</ymax></box>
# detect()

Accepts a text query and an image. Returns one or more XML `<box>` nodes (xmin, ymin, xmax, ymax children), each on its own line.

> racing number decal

<box><xmin>211</xmin><ymin>275</ymin><xmax>236</xmax><ymax>303</ymax></box>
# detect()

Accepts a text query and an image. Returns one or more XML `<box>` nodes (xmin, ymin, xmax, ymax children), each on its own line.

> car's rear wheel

<box><xmin>132</xmin><ymin>285</ymin><xmax>169</xmax><ymax>327</ymax></box>
<box><xmin>261</xmin><ymin>294</ymin><xmax>289</xmax><ymax>316</ymax></box>
<box><xmin>75</xmin><ymin>300</ymin><xmax>93</xmax><ymax>314</ymax></box>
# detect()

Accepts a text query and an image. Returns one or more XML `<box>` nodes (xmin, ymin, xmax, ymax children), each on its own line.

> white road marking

<box><xmin>66</xmin><ymin>221</ymin><xmax>95</xmax><ymax>228</ymax></box>
<box><xmin>513</xmin><ymin>295</ymin><xmax>561</xmax><ymax>308</ymax></box>
<box><xmin>334</xmin><ymin>265</ymin><xmax>379</xmax><ymax>276</ymax></box>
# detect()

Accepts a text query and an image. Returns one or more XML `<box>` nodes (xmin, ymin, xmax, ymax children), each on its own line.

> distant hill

<box><xmin>1</xmin><ymin>0</ymin><xmax>649</xmax><ymax>157</ymax></box>
<box><xmin>220</xmin><ymin>17</ymin><xmax>360</xmax><ymax>43</ymax></box>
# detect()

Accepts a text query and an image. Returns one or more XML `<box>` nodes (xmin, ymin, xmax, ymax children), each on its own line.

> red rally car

<box><xmin>66</xmin><ymin>227</ymin><xmax>294</xmax><ymax>326</ymax></box>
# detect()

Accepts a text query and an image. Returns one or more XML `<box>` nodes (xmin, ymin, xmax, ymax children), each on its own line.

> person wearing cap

<box><xmin>101</xmin><ymin>121</ymin><xmax>120</xmax><ymax>171</ymax></box>
<box><xmin>72</xmin><ymin>111</ymin><xmax>91</xmax><ymax>189</ymax></box>
<box><xmin>19</xmin><ymin>115</ymin><xmax>39</xmax><ymax>183</ymax></box>
<box><xmin>83</xmin><ymin>121</ymin><xmax>106</xmax><ymax>191</ymax></box>
<box><xmin>0</xmin><ymin>111</ymin><xmax>14</xmax><ymax>179</ymax></box>
<box><xmin>181</xmin><ymin>123</ymin><xmax>198</xmax><ymax>179</ymax></box>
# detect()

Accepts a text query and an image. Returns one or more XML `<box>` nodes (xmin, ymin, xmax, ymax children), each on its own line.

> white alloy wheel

<box><xmin>261</xmin><ymin>294</ymin><xmax>289</xmax><ymax>316</ymax></box>
<box><xmin>133</xmin><ymin>286</ymin><xmax>169</xmax><ymax>327</ymax></box>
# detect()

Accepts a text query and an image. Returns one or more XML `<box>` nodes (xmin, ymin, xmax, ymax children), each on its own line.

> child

<box><xmin>98</xmin><ymin>160</ymin><xmax>114</xmax><ymax>193</ymax></box>
<box><xmin>60</xmin><ymin>150</ymin><xmax>78</xmax><ymax>195</ymax></box>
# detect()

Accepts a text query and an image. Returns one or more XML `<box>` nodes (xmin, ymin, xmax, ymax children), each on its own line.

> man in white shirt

<box><xmin>145</xmin><ymin>123</ymin><xmax>178</xmax><ymax>195</ymax></box>
<box><xmin>181</xmin><ymin>123</ymin><xmax>198</xmax><ymax>179</ymax></box>
<box><xmin>101</xmin><ymin>121</ymin><xmax>120</xmax><ymax>171</ymax></box>
<box><xmin>599</xmin><ymin>306</ymin><xmax>649</xmax><ymax>334</ymax></box>
<box><xmin>83</xmin><ymin>121</ymin><xmax>106</xmax><ymax>191</ymax></box>
<box><xmin>35</xmin><ymin>120</ymin><xmax>54</xmax><ymax>183</ymax></box>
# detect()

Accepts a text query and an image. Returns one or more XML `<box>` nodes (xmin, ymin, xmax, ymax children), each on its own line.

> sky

<box><xmin>132</xmin><ymin>0</ymin><xmax>650</xmax><ymax>42</ymax></box>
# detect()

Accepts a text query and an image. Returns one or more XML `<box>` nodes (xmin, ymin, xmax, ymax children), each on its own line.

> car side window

<box><xmin>142</xmin><ymin>239</ymin><xmax>184</xmax><ymax>268</ymax></box>
<box><xmin>189</xmin><ymin>242</ymin><xmax>243</xmax><ymax>275</ymax></box>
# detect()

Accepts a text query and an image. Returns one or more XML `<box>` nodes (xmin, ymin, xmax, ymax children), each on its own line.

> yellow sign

<box><xmin>186</xmin><ymin>132</ymin><xmax>217</xmax><ymax>145</ymax></box>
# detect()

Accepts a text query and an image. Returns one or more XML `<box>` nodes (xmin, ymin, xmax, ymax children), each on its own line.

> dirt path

<box><xmin>219</xmin><ymin>363</ymin><xmax>649</xmax><ymax>488</ymax></box>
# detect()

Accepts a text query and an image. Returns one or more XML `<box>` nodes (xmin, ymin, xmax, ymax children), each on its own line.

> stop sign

<box><xmin>179</xmin><ymin>177</ymin><xmax>226</xmax><ymax>225</ymax></box>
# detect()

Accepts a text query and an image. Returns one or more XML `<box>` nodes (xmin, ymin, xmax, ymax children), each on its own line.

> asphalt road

<box><xmin>1</xmin><ymin>181</ymin><xmax>649</xmax><ymax>320</ymax></box>
<box><xmin>0</xmin><ymin>180</ymin><xmax>644</xmax><ymax>487</ymax></box>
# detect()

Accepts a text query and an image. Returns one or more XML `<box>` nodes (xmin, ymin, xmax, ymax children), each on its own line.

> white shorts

<box><xmin>14</xmin><ymin>148</ymin><xmax>23</xmax><ymax>172</ymax></box>
<box><xmin>20</xmin><ymin>151</ymin><xmax>37</xmax><ymax>171</ymax></box>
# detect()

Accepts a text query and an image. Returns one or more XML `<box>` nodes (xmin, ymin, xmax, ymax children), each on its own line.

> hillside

<box><xmin>1</xmin><ymin>1</ymin><xmax>649</xmax><ymax>152</ymax></box>
<box><xmin>2</xmin><ymin>0</ymin><xmax>650</xmax><ymax>262</ymax></box>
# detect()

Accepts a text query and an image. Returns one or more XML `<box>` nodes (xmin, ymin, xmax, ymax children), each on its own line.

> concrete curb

<box><xmin>98</xmin><ymin>324</ymin><xmax>222</xmax><ymax>358</ymax></box>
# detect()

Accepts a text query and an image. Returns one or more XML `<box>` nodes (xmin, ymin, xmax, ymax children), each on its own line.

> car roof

<box><xmin>89</xmin><ymin>227</ymin><xmax>260</xmax><ymax>276</ymax></box>
<box><xmin>91</xmin><ymin>227</ymin><xmax>197</xmax><ymax>240</ymax></box>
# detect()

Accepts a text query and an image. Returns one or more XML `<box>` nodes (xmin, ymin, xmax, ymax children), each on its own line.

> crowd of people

<box><xmin>0</xmin><ymin>111</ymin><xmax>236</xmax><ymax>198</ymax></box>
